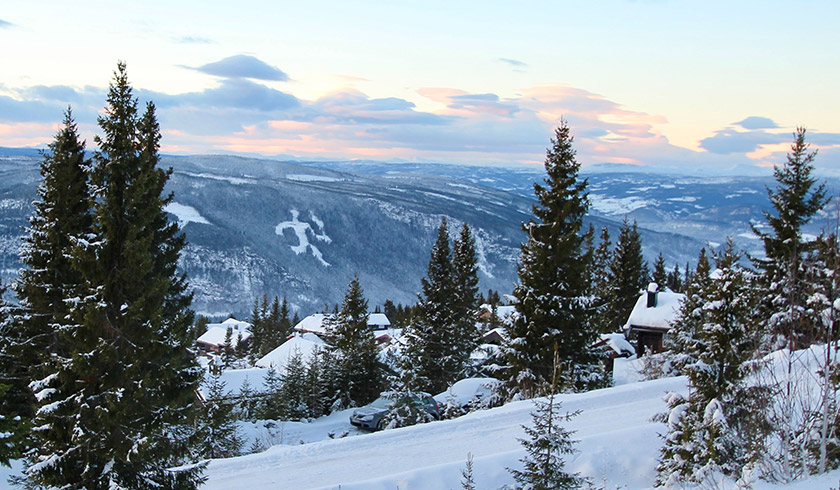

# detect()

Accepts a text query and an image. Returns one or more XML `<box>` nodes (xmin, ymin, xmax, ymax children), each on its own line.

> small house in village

<box><xmin>256</xmin><ymin>332</ymin><xmax>327</xmax><ymax>373</ymax></box>
<box><xmin>293</xmin><ymin>312</ymin><xmax>399</xmax><ymax>344</ymax></box>
<box><xmin>624</xmin><ymin>283</ymin><xmax>685</xmax><ymax>356</ymax></box>
<box><xmin>196</xmin><ymin>318</ymin><xmax>253</xmax><ymax>355</ymax></box>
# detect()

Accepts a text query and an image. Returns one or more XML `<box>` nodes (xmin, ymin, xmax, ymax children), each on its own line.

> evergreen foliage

<box><xmin>324</xmin><ymin>277</ymin><xmax>383</xmax><ymax>408</ymax></box>
<box><xmin>195</xmin><ymin>372</ymin><xmax>243</xmax><ymax>459</ymax></box>
<box><xmin>1</xmin><ymin>110</ymin><xmax>91</xmax><ymax>462</ymax></box>
<box><xmin>652</xmin><ymin>253</ymin><xmax>667</xmax><ymax>290</ymax></box>
<box><xmin>602</xmin><ymin>218</ymin><xmax>649</xmax><ymax>333</ymax></box>
<box><xmin>403</xmin><ymin>217</ymin><xmax>478</xmax><ymax>394</ymax></box>
<box><xmin>0</xmin><ymin>280</ymin><xmax>27</xmax><ymax>467</ymax></box>
<box><xmin>753</xmin><ymin>127</ymin><xmax>828</xmax><ymax>350</ymax></box>
<box><xmin>505</xmin><ymin>121</ymin><xmax>603</xmax><ymax>397</ymax></box>
<box><xmin>508</xmin><ymin>347</ymin><xmax>584</xmax><ymax>489</ymax></box>
<box><xmin>24</xmin><ymin>63</ymin><xmax>205</xmax><ymax>489</ymax></box>
<box><xmin>452</xmin><ymin>223</ymin><xmax>482</xmax><ymax>374</ymax></box>
<box><xmin>656</xmin><ymin>240</ymin><xmax>768</xmax><ymax>486</ymax></box>
<box><xmin>589</xmin><ymin>226</ymin><xmax>613</xmax><ymax>334</ymax></box>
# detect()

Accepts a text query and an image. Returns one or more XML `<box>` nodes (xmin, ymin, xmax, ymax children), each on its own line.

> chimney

<box><xmin>646</xmin><ymin>282</ymin><xmax>658</xmax><ymax>308</ymax></box>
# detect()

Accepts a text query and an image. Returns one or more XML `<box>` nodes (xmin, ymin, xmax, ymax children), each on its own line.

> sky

<box><xmin>1</xmin><ymin>0</ymin><xmax>839</xmax><ymax>174</ymax></box>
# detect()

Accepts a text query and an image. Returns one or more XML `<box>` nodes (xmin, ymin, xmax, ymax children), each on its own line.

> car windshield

<box><xmin>368</xmin><ymin>397</ymin><xmax>392</xmax><ymax>409</ymax></box>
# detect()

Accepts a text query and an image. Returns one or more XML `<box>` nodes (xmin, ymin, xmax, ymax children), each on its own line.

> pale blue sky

<box><xmin>1</xmin><ymin>0</ymin><xmax>838</xmax><ymax>173</ymax></box>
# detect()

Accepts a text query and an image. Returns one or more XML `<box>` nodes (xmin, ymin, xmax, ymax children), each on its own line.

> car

<box><xmin>433</xmin><ymin>377</ymin><xmax>502</xmax><ymax>411</ymax></box>
<box><xmin>349</xmin><ymin>392</ymin><xmax>441</xmax><ymax>431</ymax></box>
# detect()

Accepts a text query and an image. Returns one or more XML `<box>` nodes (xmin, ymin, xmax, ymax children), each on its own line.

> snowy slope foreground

<box><xmin>203</xmin><ymin>377</ymin><xmax>684</xmax><ymax>489</ymax></box>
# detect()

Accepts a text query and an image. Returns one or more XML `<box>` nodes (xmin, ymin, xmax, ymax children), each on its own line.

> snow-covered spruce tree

<box><xmin>602</xmin><ymin>218</ymin><xmax>649</xmax><ymax>334</ymax></box>
<box><xmin>666</xmin><ymin>263</ymin><xmax>683</xmax><ymax>293</ymax></box>
<box><xmin>804</xmin><ymin>231</ymin><xmax>840</xmax><ymax>473</ymax></box>
<box><xmin>402</xmin><ymin>217</ymin><xmax>464</xmax><ymax>394</ymax></box>
<box><xmin>753</xmin><ymin>127</ymin><xmax>828</xmax><ymax>351</ymax></box>
<box><xmin>452</xmin><ymin>222</ymin><xmax>482</xmax><ymax>375</ymax></box>
<box><xmin>324</xmin><ymin>276</ymin><xmax>383</xmax><ymax>408</ymax></box>
<box><xmin>660</xmin><ymin>247</ymin><xmax>712</xmax><ymax>376</ymax></box>
<box><xmin>25</xmin><ymin>63</ymin><xmax>205</xmax><ymax>489</ymax></box>
<box><xmin>278</xmin><ymin>349</ymin><xmax>311</xmax><ymax>420</ymax></box>
<box><xmin>1</xmin><ymin>280</ymin><xmax>27</xmax><ymax>467</ymax></box>
<box><xmin>195</xmin><ymin>372</ymin><xmax>243</xmax><ymax>459</ymax></box>
<box><xmin>508</xmin><ymin>346</ymin><xmax>585</xmax><ymax>489</ymax></box>
<box><xmin>258</xmin><ymin>367</ymin><xmax>284</xmax><ymax>420</ymax></box>
<box><xmin>656</xmin><ymin>239</ymin><xmax>768</xmax><ymax>487</ymax></box>
<box><xmin>505</xmin><ymin>121</ymin><xmax>604</xmax><ymax>398</ymax></box>
<box><xmin>1</xmin><ymin>110</ymin><xmax>88</xmax><ymax>466</ymax></box>
<box><xmin>0</xmin><ymin>110</ymin><xmax>91</xmax><ymax>463</ymax></box>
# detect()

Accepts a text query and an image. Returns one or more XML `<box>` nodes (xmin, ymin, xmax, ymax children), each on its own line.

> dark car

<box><xmin>349</xmin><ymin>392</ymin><xmax>440</xmax><ymax>431</ymax></box>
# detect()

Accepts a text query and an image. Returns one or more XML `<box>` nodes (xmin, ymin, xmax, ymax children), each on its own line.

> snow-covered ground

<box><xmin>5</xmin><ymin>361</ymin><xmax>840</xmax><ymax>488</ymax></box>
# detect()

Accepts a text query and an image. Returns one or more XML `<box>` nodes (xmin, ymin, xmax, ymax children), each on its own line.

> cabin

<box><xmin>196</xmin><ymin>318</ymin><xmax>253</xmax><ymax>354</ymax></box>
<box><xmin>623</xmin><ymin>283</ymin><xmax>685</xmax><ymax>356</ymax></box>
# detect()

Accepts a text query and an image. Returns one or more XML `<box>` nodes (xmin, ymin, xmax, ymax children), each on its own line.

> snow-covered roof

<box><xmin>197</xmin><ymin>325</ymin><xmax>253</xmax><ymax>348</ymax></box>
<box><xmin>368</xmin><ymin>313</ymin><xmax>391</xmax><ymax>329</ymax></box>
<box><xmin>624</xmin><ymin>290</ymin><xmax>685</xmax><ymax>332</ymax></box>
<box><xmin>295</xmin><ymin>312</ymin><xmax>398</xmax><ymax>338</ymax></box>
<box><xmin>600</xmin><ymin>333</ymin><xmax>635</xmax><ymax>356</ymax></box>
<box><xmin>198</xmin><ymin>367</ymin><xmax>271</xmax><ymax>399</ymax></box>
<box><xmin>255</xmin><ymin>333</ymin><xmax>327</xmax><ymax>372</ymax></box>
<box><xmin>293</xmin><ymin>313</ymin><xmax>330</xmax><ymax>335</ymax></box>
<box><xmin>219</xmin><ymin>318</ymin><xmax>252</xmax><ymax>329</ymax></box>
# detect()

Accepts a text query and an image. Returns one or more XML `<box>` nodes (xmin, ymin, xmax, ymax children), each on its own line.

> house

<box><xmin>196</xmin><ymin>318</ymin><xmax>253</xmax><ymax>354</ymax></box>
<box><xmin>293</xmin><ymin>312</ymin><xmax>398</xmax><ymax>342</ymax></box>
<box><xmin>368</xmin><ymin>313</ymin><xmax>391</xmax><ymax>330</ymax></box>
<box><xmin>255</xmin><ymin>332</ymin><xmax>327</xmax><ymax>373</ymax></box>
<box><xmin>623</xmin><ymin>283</ymin><xmax>685</xmax><ymax>356</ymax></box>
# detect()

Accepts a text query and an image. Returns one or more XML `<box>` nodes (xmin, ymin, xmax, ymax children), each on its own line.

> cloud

<box><xmin>190</xmin><ymin>55</ymin><xmax>289</xmax><ymax>81</ymax></box>
<box><xmin>303</xmin><ymin>90</ymin><xmax>447</xmax><ymax>125</ymax></box>
<box><xmin>0</xmin><ymin>19</ymin><xmax>13</xmax><ymax>29</ymax></box>
<box><xmin>734</xmin><ymin>116</ymin><xmax>779</xmax><ymax>130</ymax></box>
<box><xmin>499</xmin><ymin>58</ymin><xmax>527</xmax><ymax>68</ymax></box>
<box><xmin>172</xmin><ymin>35</ymin><xmax>213</xmax><ymax>44</ymax></box>
<box><xmin>699</xmin><ymin>128</ymin><xmax>786</xmax><ymax>154</ymax></box>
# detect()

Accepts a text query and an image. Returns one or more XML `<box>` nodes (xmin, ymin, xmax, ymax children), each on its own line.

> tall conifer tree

<box><xmin>753</xmin><ymin>127</ymin><xmax>828</xmax><ymax>350</ymax></box>
<box><xmin>403</xmin><ymin>217</ymin><xmax>461</xmax><ymax>393</ymax></box>
<box><xmin>452</xmin><ymin>222</ymin><xmax>481</xmax><ymax>373</ymax></box>
<box><xmin>603</xmin><ymin>218</ymin><xmax>649</xmax><ymax>333</ymax></box>
<box><xmin>325</xmin><ymin>276</ymin><xmax>383</xmax><ymax>408</ymax></box>
<box><xmin>25</xmin><ymin>63</ymin><xmax>204</xmax><ymax>489</ymax></box>
<box><xmin>505</xmin><ymin>121</ymin><xmax>602</xmax><ymax>397</ymax></box>
<box><xmin>1</xmin><ymin>109</ymin><xmax>91</xmax><ymax>463</ymax></box>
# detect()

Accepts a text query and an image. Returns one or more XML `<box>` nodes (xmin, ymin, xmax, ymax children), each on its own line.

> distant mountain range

<box><xmin>1</xmin><ymin>148</ymin><xmax>833</xmax><ymax>318</ymax></box>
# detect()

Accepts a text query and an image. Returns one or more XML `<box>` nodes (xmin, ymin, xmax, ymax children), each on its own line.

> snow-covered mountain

<box><xmin>2</xmin><ymin>150</ymin><xmax>815</xmax><ymax>317</ymax></box>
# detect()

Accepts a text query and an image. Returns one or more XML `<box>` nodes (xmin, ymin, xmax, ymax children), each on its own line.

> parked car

<box><xmin>349</xmin><ymin>392</ymin><xmax>440</xmax><ymax>431</ymax></box>
<box><xmin>434</xmin><ymin>377</ymin><xmax>502</xmax><ymax>411</ymax></box>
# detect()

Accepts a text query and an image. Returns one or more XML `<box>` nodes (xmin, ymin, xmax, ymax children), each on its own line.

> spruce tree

<box><xmin>652</xmin><ymin>253</ymin><xmax>667</xmax><ymax>290</ymax></box>
<box><xmin>603</xmin><ymin>218</ymin><xmax>649</xmax><ymax>333</ymax></box>
<box><xmin>1</xmin><ymin>109</ymin><xmax>91</xmax><ymax>464</ymax></box>
<box><xmin>403</xmin><ymin>217</ymin><xmax>462</xmax><ymax>393</ymax></box>
<box><xmin>508</xmin><ymin>347</ymin><xmax>584</xmax><ymax>489</ymax></box>
<box><xmin>505</xmin><ymin>121</ymin><xmax>602</xmax><ymax>397</ymax></box>
<box><xmin>753</xmin><ymin>127</ymin><xmax>828</xmax><ymax>350</ymax></box>
<box><xmin>25</xmin><ymin>63</ymin><xmax>204</xmax><ymax>489</ymax></box>
<box><xmin>0</xmin><ymin>280</ymin><xmax>27</xmax><ymax>467</ymax></box>
<box><xmin>452</xmin><ymin>222</ymin><xmax>481</xmax><ymax>374</ymax></box>
<box><xmin>657</xmin><ymin>240</ymin><xmax>766</xmax><ymax>486</ymax></box>
<box><xmin>325</xmin><ymin>276</ymin><xmax>383</xmax><ymax>408</ymax></box>
<box><xmin>195</xmin><ymin>372</ymin><xmax>243</xmax><ymax>460</ymax></box>
<box><xmin>589</xmin><ymin>226</ymin><xmax>613</xmax><ymax>334</ymax></box>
